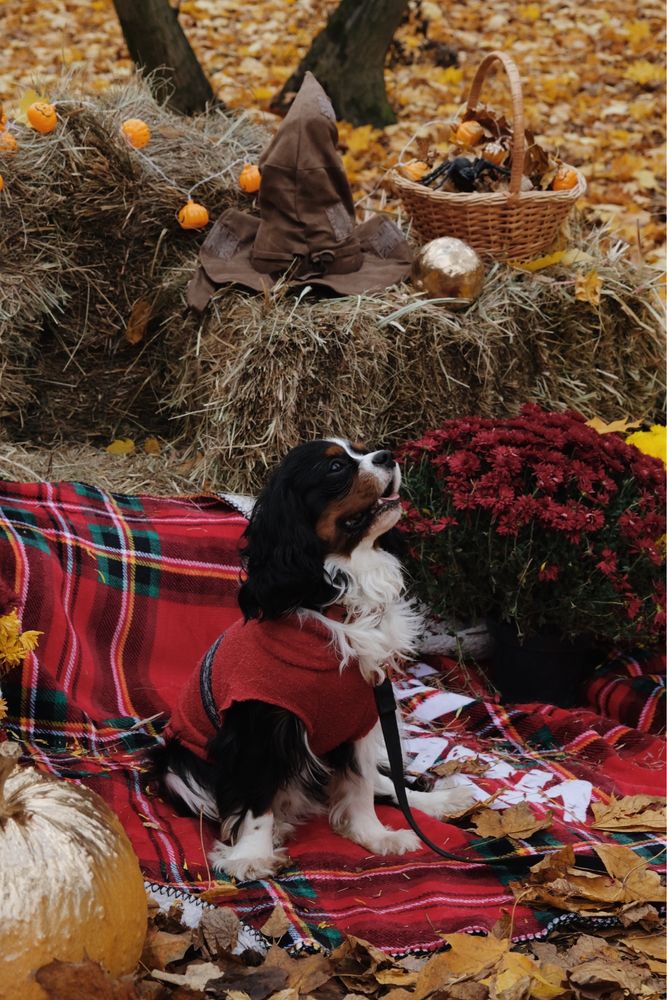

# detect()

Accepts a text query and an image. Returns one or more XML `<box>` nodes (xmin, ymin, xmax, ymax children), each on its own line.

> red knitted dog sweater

<box><xmin>165</xmin><ymin>610</ymin><xmax>378</xmax><ymax>759</ymax></box>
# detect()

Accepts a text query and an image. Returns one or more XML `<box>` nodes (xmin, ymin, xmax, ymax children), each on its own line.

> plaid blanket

<box><xmin>1</xmin><ymin>481</ymin><xmax>664</xmax><ymax>956</ymax></box>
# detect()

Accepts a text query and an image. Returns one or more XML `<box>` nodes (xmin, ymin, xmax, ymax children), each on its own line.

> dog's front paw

<box><xmin>431</xmin><ymin>783</ymin><xmax>480</xmax><ymax>817</ymax></box>
<box><xmin>413</xmin><ymin>784</ymin><xmax>479</xmax><ymax>819</ymax></box>
<box><xmin>356</xmin><ymin>827</ymin><xmax>421</xmax><ymax>856</ymax></box>
<box><xmin>208</xmin><ymin>840</ymin><xmax>288</xmax><ymax>882</ymax></box>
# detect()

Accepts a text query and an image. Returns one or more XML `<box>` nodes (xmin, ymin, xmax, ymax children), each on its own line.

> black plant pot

<box><xmin>487</xmin><ymin>620</ymin><xmax>603</xmax><ymax>708</ymax></box>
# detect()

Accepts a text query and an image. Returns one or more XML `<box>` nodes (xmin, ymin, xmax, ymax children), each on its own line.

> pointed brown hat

<box><xmin>187</xmin><ymin>72</ymin><xmax>412</xmax><ymax>309</ymax></box>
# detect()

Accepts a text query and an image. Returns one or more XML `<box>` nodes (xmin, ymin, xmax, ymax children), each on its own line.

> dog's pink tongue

<box><xmin>378</xmin><ymin>493</ymin><xmax>400</xmax><ymax>505</ymax></box>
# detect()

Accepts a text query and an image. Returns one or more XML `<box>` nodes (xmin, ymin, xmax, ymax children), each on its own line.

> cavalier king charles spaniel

<box><xmin>153</xmin><ymin>439</ymin><xmax>470</xmax><ymax>881</ymax></box>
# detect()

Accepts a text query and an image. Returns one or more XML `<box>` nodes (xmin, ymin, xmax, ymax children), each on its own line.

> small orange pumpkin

<box><xmin>120</xmin><ymin>118</ymin><xmax>151</xmax><ymax>149</ymax></box>
<box><xmin>454</xmin><ymin>120</ymin><xmax>484</xmax><ymax>147</ymax></box>
<box><xmin>482</xmin><ymin>142</ymin><xmax>507</xmax><ymax>166</ymax></box>
<box><xmin>399</xmin><ymin>160</ymin><xmax>429</xmax><ymax>182</ymax></box>
<box><xmin>0</xmin><ymin>174</ymin><xmax>4</xmax><ymax>192</ymax></box>
<box><xmin>239</xmin><ymin>163</ymin><xmax>261</xmax><ymax>193</ymax></box>
<box><xmin>552</xmin><ymin>165</ymin><xmax>578</xmax><ymax>191</ymax></box>
<box><xmin>0</xmin><ymin>132</ymin><xmax>17</xmax><ymax>153</ymax></box>
<box><xmin>27</xmin><ymin>101</ymin><xmax>57</xmax><ymax>134</ymax></box>
<box><xmin>177</xmin><ymin>200</ymin><xmax>209</xmax><ymax>230</ymax></box>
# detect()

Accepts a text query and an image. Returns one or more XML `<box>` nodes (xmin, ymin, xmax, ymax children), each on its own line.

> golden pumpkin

<box><xmin>120</xmin><ymin>118</ymin><xmax>151</xmax><ymax>149</ymax></box>
<box><xmin>0</xmin><ymin>132</ymin><xmax>17</xmax><ymax>153</ymax></box>
<box><xmin>27</xmin><ymin>101</ymin><xmax>57</xmax><ymax>134</ymax></box>
<box><xmin>399</xmin><ymin>160</ymin><xmax>430</xmax><ymax>182</ymax></box>
<box><xmin>552</xmin><ymin>165</ymin><xmax>578</xmax><ymax>191</ymax></box>
<box><xmin>239</xmin><ymin>163</ymin><xmax>261</xmax><ymax>193</ymax></box>
<box><xmin>177</xmin><ymin>199</ymin><xmax>210</xmax><ymax>230</ymax></box>
<box><xmin>482</xmin><ymin>142</ymin><xmax>507</xmax><ymax>166</ymax></box>
<box><xmin>0</xmin><ymin>748</ymin><xmax>147</xmax><ymax>1000</ymax></box>
<box><xmin>453</xmin><ymin>120</ymin><xmax>484</xmax><ymax>147</ymax></box>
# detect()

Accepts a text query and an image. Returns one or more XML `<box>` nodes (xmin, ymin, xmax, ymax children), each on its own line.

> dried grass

<box><xmin>0</xmin><ymin>73</ymin><xmax>267</xmax><ymax>438</ymax></box>
<box><xmin>170</xmin><ymin>227</ymin><xmax>665</xmax><ymax>492</ymax></box>
<box><xmin>0</xmin><ymin>78</ymin><xmax>663</xmax><ymax>494</ymax></box>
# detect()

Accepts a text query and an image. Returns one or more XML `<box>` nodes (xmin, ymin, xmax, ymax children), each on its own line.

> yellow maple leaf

<box><xmin>15</xmin><ymin>88</ymin><xmax>49</xmax><ymax>124</ymax></box>
<box><xmin>575</xmin><ymin>269</ymin><xmax>602</xmax><ymax>307</ymax></box>
<box><xmin>624</xmin><ymin>61</ymin><xmax>665</xmax><ymax>87</ymax></box>
<box><xmin>105</xmin><ymin>438</ymin><xmax>135</xmax><ymax>456</ymax></box>
<box><xmin>345</xmin><ymin>125</ymin><xmax>380</xmax><ymax>155</ymax></box>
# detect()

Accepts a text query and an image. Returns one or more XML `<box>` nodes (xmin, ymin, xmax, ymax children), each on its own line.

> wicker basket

<box><xmin>391</xmin><ymin>51</ymin><xmax>586</xmax><ymax>261</ymax></box>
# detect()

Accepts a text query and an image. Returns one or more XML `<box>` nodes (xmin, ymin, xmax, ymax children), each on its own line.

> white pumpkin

<box><xmin>0</xmin><ymin>746</ymin><xmax>147</xmax><ymax>999</ymax></box>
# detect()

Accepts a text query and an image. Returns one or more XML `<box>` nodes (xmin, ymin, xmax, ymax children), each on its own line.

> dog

<box><xmin>153</xmin><ymin>439</ymin><xmax>472</xmax><ymax>881</ymax></box>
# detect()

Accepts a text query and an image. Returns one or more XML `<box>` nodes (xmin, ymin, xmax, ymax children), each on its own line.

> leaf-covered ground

<box><xmin>0</xmin><ymin>0</ymin><xmax>664</xmax><ymax>256</ymax></box>
<box><xmin>35</xmin><ymin>844</ymin><xmax>667</xmax><ymax>999</ymax></box>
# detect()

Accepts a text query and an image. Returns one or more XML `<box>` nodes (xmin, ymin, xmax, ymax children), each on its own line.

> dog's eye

<box><xmin>328</xmin><ymin>459</ymin><xmax>345</xmax><ymax>473</ymax></box>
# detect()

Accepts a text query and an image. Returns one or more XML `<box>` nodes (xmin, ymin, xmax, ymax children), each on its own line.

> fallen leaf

<box><xmin>472</xmin><ymin>802</ymin><xmax>552</xmax><ymax>842</ymax></box>
<box><xmin>106</xmin><ymin>437</ymin><xmax>135</xmax><ymax>456</ymax></box>
<box><xmin>421</xmin><ymin>933</ymin><xmax>508</xmax><ymax>990</ymax></box>
<box><xmin>586</xmin><ymin>416</ymin><xmax>641</xmax><ymax>435</ymax></box>
<box><xmin>618</xmin><ymin>900</ymin><xmax>662</xmax><ymax>929</ymax></box>
<box><xmin>593</xmin><ymin>844</ymin><xmax>665</xmax><ymax>902</ymax></box>
<box><xmin>433</xmin><ymin>756</ymin><xmax>489</xmax><ymax>778</ymax></box>
<box><xmin>621</xmin><ymin>932</ymin><xmax>667</xmax><ymax>963</ymax></box>
<box><xmin>125</xmin><ymin>298</ymin><xmax>152</xmax><ymax>345</ymax></box>
<box><xmin>263</xmin><ymin>944</ymin><xmax>334</xmax><ymax>993</ymax></box>
<box><xmin>199</xmin><ymin>881</ymin><xmax>240</xmax><ymax>903</ymax></box>
<box><xmin>260</xmin><ymin>902</ymin><xmax>291</xmax><ymax>939</ymax></box>
<box><xmin>193</xmin><ymin>905</ymin><xmax>240</xmax><ymax>958</ymax></box>
<box><xmin>144</xmin><ymin>436</ymin><xmax>162</xmax><ymax>455</ymax></box>
<box><xmin>574</xmin><ymin>269</ymin><xmax>602</xmax><ymax>307</ymax></box>
<box><xmin>509</xmin><ymin>250</ymin><xmax>564</xmax><ymax>271</ymax></box>
<box><xmin>591</xmin><ymin>795</ymin><xmax>667</xmax><ymax>833</ymax></box>
<box><xmin>141</xmin><ymin>927</ymin><xmax>193</xmax><ymax>970</ymax></box>
<box><xmin>206</xmin><ymin>967</ymin><xmax>289</xmax><ymax>1000</ymax></box>
<box><xmin>36</xmin><ymin>958</ymin><xmax>139</xmax><ymax>999</ymax></box>
<box><xmin>568</xmin><ymin>956</ymin><xmax>650</xmax><ymax>997</ymax></box>
<box><xmin>151</xmin><ymin>961</ymin><xmax>222</xmax><ymax>990</ymax></box>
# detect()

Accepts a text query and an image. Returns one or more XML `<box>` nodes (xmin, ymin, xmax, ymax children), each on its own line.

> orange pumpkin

<box><xmin>454</xmin><ymin>120</ymin><xmax>484</xmax><ymax>147</ymax></box>
<box><xmin>27</xmin><ymin>101</ymin><xmax>57</xmax><ymax>134</ymax></box>
<box><xmin>177</xmin><ymin>200</ymin><xmax>209</xmax><ymax>230</ymax></box>
<box><xmin>0</xmin><ymin>174</ymin><xmax>4</xmax><ymax>192</ymax></box>
<box><xmin>552</xmin><ymin>165</ymin><xmax>578</xmax><ymax>191</ymax></box>
<box><xmin>239</xmin><ymin>163</ymin><xmax>261</xmax><ymax>193</ymax></box>
<box><xmin>482</xmin><ymin>142</ymin><xmax>507</xmax><ymax>166</ymax></box>
<box><xmin>0</xmin><ymin>132</ymin><xmax>17</xmax><ymax>153</ymax></box>
<box><xmin>120</xmin><ymin>118</ymin><xmax>151</xmax><ymax>149</ymax></box>
<box><xmin>399</xmin><ymin>160</ymin><xmax>430</xmax><ymax>182</ymax></box>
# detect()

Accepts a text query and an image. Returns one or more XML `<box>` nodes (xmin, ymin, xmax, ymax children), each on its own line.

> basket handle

<box><xmin>466</xmin><ymin>51</ymin><xmax>525</xmax><ymax>199</ymax></box>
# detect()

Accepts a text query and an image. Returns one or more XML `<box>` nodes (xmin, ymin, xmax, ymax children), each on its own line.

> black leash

<box><xmin>374</xmin><ymin>677</ymin><xmax>541</xmax><ymax>868</ymax></box>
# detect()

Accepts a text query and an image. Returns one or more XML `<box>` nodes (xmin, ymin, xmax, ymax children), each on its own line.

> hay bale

<box><xmin>0</xmin><ymin>74</ymin><xmax>267</xmax><ymax>438</ymax></box>
<box><xmin>170</xmin><ymin>228</ymin><xmax>665</xmax><ymax>492</ymax></box>
<box><xmin>0</xmin><ymin>79</ymin><xmax>662</xmax><ymax>492</ymax></box>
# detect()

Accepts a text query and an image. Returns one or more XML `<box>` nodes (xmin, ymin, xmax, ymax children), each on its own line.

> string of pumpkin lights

<box><xmin>0</xmin><ymin>96</ymin><xmax>263</xmax><ymax>228</ymax></box>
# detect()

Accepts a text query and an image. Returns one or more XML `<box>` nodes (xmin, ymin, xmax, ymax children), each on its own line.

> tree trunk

<box><xmin>112</xmin><ymin>0</ymin><xmax>215</xmax><ymax>115</ymax></box>
<box><xmin>271</xmin><ymin>0</ymin><xmax>409</xmax><ymax>127</ymax></box>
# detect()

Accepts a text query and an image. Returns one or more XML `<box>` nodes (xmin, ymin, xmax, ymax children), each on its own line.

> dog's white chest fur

<box><xmin>305</xmin><ymin>543</ymin><xmax>424</xmax><ymax>683</ymax></box>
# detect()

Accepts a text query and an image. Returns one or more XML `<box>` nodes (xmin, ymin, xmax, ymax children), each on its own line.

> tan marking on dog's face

<box><xmin>324</xmin><ymin>444</ymin><xmax>346</xmax><ymax>457</ymax></box>
<box><xmin>315</xmin><ymin>472</ymin><xmax>384</xmax><ymax>555</ymax></box>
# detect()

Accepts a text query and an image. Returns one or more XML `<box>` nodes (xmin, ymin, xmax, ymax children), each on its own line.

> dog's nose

<box><xmin>371</xmin><ymin>449</ymin><xmax>395</xmax><ymax>467</ymax></box>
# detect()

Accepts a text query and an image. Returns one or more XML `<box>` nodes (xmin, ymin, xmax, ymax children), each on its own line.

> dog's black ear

<box><xmin>238</xmin><ymin>477</ymin><xmax>336</xmax><ymax>620</ymax></box>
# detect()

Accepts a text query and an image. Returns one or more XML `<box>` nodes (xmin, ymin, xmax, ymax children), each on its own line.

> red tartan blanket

<box><xmin>0</xmin><ymin>481</ymin><xmax>664</xmax><ymax>956</ymax></box>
